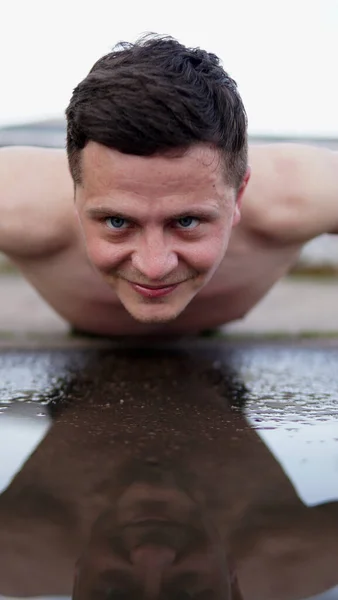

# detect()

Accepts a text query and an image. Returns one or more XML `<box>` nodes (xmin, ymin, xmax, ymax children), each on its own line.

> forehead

<box><xmin>79</xmin><ymin>142</ymin><xmax>234</xmax><ymax>206</ymax></box>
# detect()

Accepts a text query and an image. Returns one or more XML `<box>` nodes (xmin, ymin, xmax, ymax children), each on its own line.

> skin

<box><xmin>73</xmin><ymin>478</ymin><xmax>237</xmax><ymax>600</ymax></box>
<box><xmin>76</xmin><ymin>143</ymin><xmax>247</xmax><ymax>325</ymax></box>
<box><xmin>0</xmin><ymin>141</ymin><xmax>337</xmax><ymax>335</ymax></box>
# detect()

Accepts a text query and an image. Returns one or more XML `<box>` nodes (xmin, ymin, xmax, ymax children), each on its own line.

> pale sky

<box><xmin>1</xmin><ymin>0</ymin><xmax>338</xmax><ymax>136</ymax></box>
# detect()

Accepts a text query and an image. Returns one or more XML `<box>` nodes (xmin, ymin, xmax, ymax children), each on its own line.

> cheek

<box><xmin>85</xmin><ymin>235</ymin><xmax>126</xmax><ymax>272</ymax></box>
<box><xmin>183</xmin><ymin>231</ymin><xmax>229</xmax><ymax>271</ymax></box>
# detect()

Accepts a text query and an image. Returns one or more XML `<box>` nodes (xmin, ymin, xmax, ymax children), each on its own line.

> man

<box><xmin>0</xmin><ymin>35</ymin><xmax>337</xmax><ymax>336</ymax></box>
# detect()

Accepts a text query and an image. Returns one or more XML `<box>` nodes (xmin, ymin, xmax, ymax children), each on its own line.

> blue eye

<box><xmin>106</xmin><ymin>217</ymin><xmax>128</xmax><ymax>230</ymax></box>
<box><xmin>175</xmin><ymin>217</ymin><xmax>199</xmax><ymax>230</ymax></box>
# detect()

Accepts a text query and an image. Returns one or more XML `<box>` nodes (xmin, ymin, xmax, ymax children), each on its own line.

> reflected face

<box><xmin>73</xmin><ymin>468</ymin><xmax>241</xmax><ymax>599</ymax></box>
<box><xmin>75</xmin><ymin>142</ymin><xmax>248</xmax><ymax>324</ymax></box>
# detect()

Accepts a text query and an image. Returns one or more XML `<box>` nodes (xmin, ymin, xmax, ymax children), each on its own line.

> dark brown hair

<box><xmin>66</xmin><ymin>34</ymin><xmax>248</xmax><ymax>188</ymax></box>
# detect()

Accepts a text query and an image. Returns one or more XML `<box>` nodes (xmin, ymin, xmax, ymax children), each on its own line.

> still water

<box><xmin>0</xmin><ymin>341</ymin><xmax>337</xmax><ymax>600</ymax></box>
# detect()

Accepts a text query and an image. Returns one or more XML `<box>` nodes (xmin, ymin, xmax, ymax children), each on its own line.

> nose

<box><xmin>131</xmin><ymin>231</ymin><xmax>178</xmax><ymax>282</ymax></box>
<box><xmin>130</xmin><ymin>544</ymin><xmax>176</xmax><ymax>597</ymax></box>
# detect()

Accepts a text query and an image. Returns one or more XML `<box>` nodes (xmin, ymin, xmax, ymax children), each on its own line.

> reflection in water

<box><xmin>74</xmin><ymin>459</ymin><xmax>241</xmax><ymax>600</ymax></box>
<box><xmin>0</xmin><ymin>343</ymin><xmax>337</xmax><ymax>600</ymax></box>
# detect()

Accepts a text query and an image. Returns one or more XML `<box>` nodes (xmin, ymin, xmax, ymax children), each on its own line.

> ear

<box><xmin>232</xmin><ymin>167</ymin><xmax>251</xmax><ymax>227</ymax></box>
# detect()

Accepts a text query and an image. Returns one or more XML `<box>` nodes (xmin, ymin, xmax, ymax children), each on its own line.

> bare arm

<box><xmin>0</xmin><ymin>146</ymin><xmax>74</xmax><ymax>258</ymax></box>
<box><xmin>243</xmin><ymin>144</ymin><xmax>338</xmax><ymax>243</ymax></box>
<box><xmin>237</xmin><ymin>501</ymin><xmax>338</xmax><ymax>600</ymax></box>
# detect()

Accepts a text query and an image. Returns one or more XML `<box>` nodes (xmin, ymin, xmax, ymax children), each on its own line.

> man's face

<box><xmin>75</xmin><ymin>142</ymin><xmax>248</xmax><ymax>324</ymax></box>
<box><xmin>73</xmin><ymin>471</ymin><xmax>240</xmax><ymax>600</ymax></box>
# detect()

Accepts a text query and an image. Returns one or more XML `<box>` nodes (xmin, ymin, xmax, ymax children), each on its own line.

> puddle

<box><xmin>0</xmin><ymin>342</ymin><xmax>337</xmax><ymax>600</ymax></box>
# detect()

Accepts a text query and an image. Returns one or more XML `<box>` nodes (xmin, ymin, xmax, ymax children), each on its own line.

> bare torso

<box><xmin>11</xmin><ymin>217</ymin><xmax>301</xmax><ymax>336</ymax></box>
<box><xmin>5</xmin><ymin>144</ymin><xmax>333</xmax><ymax>337</ymax></box>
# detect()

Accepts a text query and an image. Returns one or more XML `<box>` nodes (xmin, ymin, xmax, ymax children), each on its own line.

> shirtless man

<box><xmin>0</xmin><ymin>35</ymin><xmax>337</xmax><ymax>336</ymax></box>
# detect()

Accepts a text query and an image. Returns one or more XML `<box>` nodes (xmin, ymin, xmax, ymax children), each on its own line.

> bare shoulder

<box><xmin>0</xmin><ymin>146</ymin><xmax>75</xmax><ymax>258</ymax></box>
<box><xmin>241</xmin><ymin>143</ymin><xmax>338</xmax><ymax>243</ymax></box>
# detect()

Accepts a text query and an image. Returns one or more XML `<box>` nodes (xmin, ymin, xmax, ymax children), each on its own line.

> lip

<box><xmin>129</xmin><ymin>282</ymin><xmax>180</xmax><ymax>298</ymax></box>
<box><xmin>121</xmin><ymin>518</ymin><xmax>189</xmax><ymax>553</ymax></box>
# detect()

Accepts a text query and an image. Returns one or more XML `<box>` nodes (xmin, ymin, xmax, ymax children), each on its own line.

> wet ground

<box><xmin>0</xmin><ymin>339</ymin><xmax>338</xmax><ymax>600</ymax></box>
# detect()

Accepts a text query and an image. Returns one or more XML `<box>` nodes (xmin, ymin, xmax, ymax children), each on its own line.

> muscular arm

<box><xmin>243</xmin><ymin>143</ymin><xmax>338</xmax><ymax>243</ymax></box>
<box><xmin>0</xmin><ymin>146</ymin><xmax>74</xmax><ymax>258</ymax></box>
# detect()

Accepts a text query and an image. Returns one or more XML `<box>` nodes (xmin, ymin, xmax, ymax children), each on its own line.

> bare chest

<box><xmin>15</xmin><ymin>232</ymin><xmax>301</xmax><ymax>335</ymax></box>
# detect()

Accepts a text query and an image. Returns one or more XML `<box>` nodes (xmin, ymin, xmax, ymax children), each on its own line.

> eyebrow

<box><xmin>85</xmin><ymin>205</ymin><xmax>220</xmax><ymax>221</ymax></box>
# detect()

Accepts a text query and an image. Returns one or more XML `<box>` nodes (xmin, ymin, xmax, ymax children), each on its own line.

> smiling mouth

<box><xmin>128</xmin><ymin>281</ymin><xmax>183</xmax><ymax>298</ymax></box>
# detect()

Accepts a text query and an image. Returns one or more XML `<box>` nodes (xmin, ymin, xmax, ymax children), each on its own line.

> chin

<box><xmin>125</xmin><ymin>305</ymin><xmax>183</xmax><ymax>325</ymax></box>
<box><xmin>114</xmin><ymin>278</ymin><xmax>204</xmax><ymax>325</ymax></box>
<box><xmin>120</xmin><ymin>296</ymin><xmax>190</xmax><ymax>325</ymax></box>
